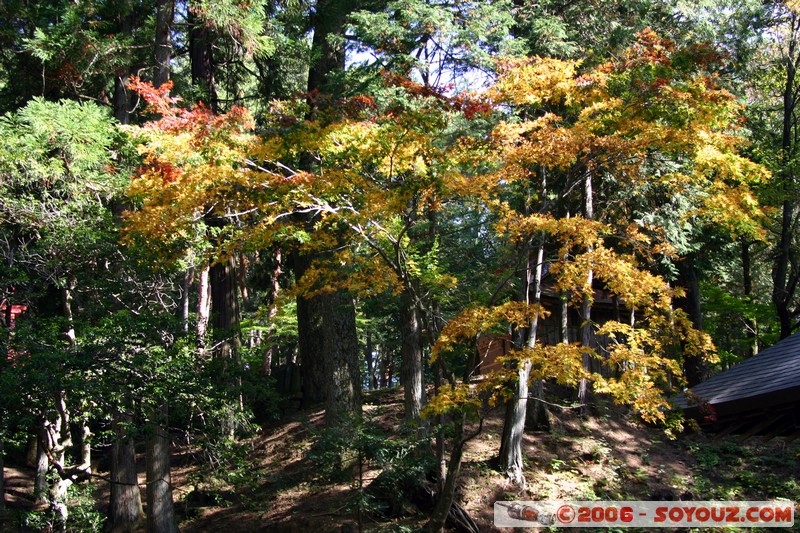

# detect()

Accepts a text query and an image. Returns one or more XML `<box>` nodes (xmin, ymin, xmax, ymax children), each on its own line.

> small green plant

<box><xmin>309</xmin><ymin>415</ymin><xmax>434</xmax><ymax>527</ymax></box>
<box><xmin>15</xmin><ymin>481</ymin><xmax>105</xmax><ymax>533</ymax></box>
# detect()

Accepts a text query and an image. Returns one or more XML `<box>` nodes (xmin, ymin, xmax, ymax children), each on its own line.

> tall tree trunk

<box><xmin>677</xmin><ymin>254</ymin><xmax>706</xmax><ymax>386</ymax></box>
<box><xmin>110</xmin><ymin>411</ymin><xmax>143</xmax><ymax>533</ymax></box>
<box><xmin>210</xmin><ymin>256</ymin><xmax>242</xmax><ymax>434</ymax></box>
<box><xmin>179</xmin><ymin>266</ymin><xmax>193</xmax><ymax>334</ymax></box>
<box><xmin>307</xmin><ymin>0</ymin><xmax>352</xmax><ymax>97</ymax></box>
<box><xmin>499</xmin><ymin>238</ymin><xmax>545</xmax><ymax>485</ymax></box>
<box><xmin>46</xmin><ymin>392</ymin><xmax>74</xmax><ymax>532</ymax></box>
<box><xmin>400</xmin><ymin>289</ymin><xmax>424</xmax><ymax>420</ymax></box>
<box><xmin>34</xmin><ymin>423</ymin><xmax>48</xmax><ymax>503</ymax></box>
<box><xmin>0</xmin><ymin>425</ymin><xmax>4</xmax><ymax>517</ymax></box>
<box><xmin>114</xmin><ymin>1</ymin><xmax>134</xmax><ymax>124</ymax></box>
<box><xmin>197</xmin><ymin>265</ymin><xmax>211</xmax><ymax>354</ymax></box>
<box><xmin>290</xmin><ymin>0</ymin><xmax>363</xmax><ymax>424</ymax></box>
<box><xmin>154</xmin><ymin>0</ymin><xmax>174</xmax><ymax>88</ymax></box>
<box><xmin>427</xmin><ymin>412</ymin><xmax>466</xmax><ymax>533</ymax></box>
<box><xmin>262</xmin><ymin>248</ymin><xmax>282</xmax><ymax>376</ymax></box>
<box><xmin>578</xmin><ymin>171</ymin><xmax>594</xmax><ymax>408</ymax></box>
<box><xmin>773</xmin><ymin>13</ymin><xmax>800</xmax><ymax>340</ymax></box>
<box><xmin>323</xmin><ymin>292</ymin><xmax>362</xmax><ymax>426</ymax></box>
<box><xmin>189</xmin><ymin>5</ymin><xmax>217</xmax><ymax>112</ymax></box>
<box><xmin>742</xmin><ymin>239</ymin><xmax>758</xmax><ymax>357</ymax></box>
<box><xmin>146</xmin><ymin>404</ymin><xmax>177</xmax><ymax>533</ymax></box>
<box><xmin>293</xmin><ymin>253</ymin><xmax>327</xmax><ymax>406</ymax></box>
<box><xmin>62</xmin><ymin>278</ymin><xmax>91</xmax><ymax>475</ymax></box>
<box><xmin>210</xmin><ymin>256</ymin><xmax>241</xmax><ymax>362</ymax></box>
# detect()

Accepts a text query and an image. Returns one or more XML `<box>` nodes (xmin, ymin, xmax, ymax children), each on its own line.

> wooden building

<box><xmin>674</xmin><ymin>331</ymin><xmax>800</xmax><ymax>441</ymax></box>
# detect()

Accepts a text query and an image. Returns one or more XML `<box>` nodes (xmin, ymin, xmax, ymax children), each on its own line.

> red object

<box><xmin>0</xmin><ymin>300</ymin><xmax>27</xmax><ymax>329</ymax></box>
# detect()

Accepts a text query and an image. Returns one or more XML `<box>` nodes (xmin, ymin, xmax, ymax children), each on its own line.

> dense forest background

<box><xmin>1</xmin><ymin>0</ymin><xmax>800</xmax><ymax>531</ymax></box>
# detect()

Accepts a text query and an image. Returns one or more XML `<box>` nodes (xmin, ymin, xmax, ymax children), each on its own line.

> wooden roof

<box><xmin>675</xmin><ymin>332</ymin><xmax>800</xmax><ymax>440</ymax></box>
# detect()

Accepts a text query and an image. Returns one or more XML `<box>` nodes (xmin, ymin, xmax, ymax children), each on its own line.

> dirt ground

<box><xmin>2</xmin><ymin>388</ymin><xmax>799</xmax><ymax>532</ymax></box>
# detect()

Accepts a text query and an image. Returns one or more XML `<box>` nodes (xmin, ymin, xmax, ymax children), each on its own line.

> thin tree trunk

<box><xmin>180</xmin><ymin>266</ymin><xmax>193</xmax><ymax>334</ymax></box>
<box><xmin>238</xmin><ymin>253</ymin><xmax>250</xmax><ymax>308</ymax></box>
<box><xmin>365</xmin><ymin>331</ymin><xmax>375</xmax><ymax>390</ymax></box>
<box><xmin>63</xmin><ymin>278</ymin><xmax>92</xmax><ymax>476</ymax></box>
<box><xmin>742</xmin><ymin>240</ymin><xmax>758</xmax><ymax>357</ymax></box>
<box><xmin>197</xmin><ymin>265</ymin><xmax>211</xmax><ymax>354</ymax></box>
<box><xmin>773</xmin><ymin>14</ymin><xmax>800</xmax><ymax>340</ymax></box>
<box><xmin>47</xmin><ymin>392</ymin><xmax>73</xmax><ymax>532</ymax></box>
<box><xmin>262</xmin><ymin>248</ymin><xmax>282</xmax><ymax>376</ymax></box>
<box><xmin>427</xmin><ymin>412</ymin><xmax>467</xmax><ymax>533</ymax></box>
<box><xmin>499</xmin><ymin>239</ymin><xmax>545</xmax><ymax>485</ymax></box>
<box><xmin>379</xmin><ymin>347</ymin><xmax>390</xmax><ymax>388</ymax></box>
<box><xmin>578</xmin><ymin>171</ymin><xmax>594</xmax><ymax>408</ymax></box>
<box><xmin>0</xmin><ymin>428</ymin><xmax>4</xmax><ymax>517</ymax></box>
<box><xmin>561</xmin><ymin>211</ymin><xmax>571</xmax><ymax>345</ymax></box>
<box><xmin>35</xmin><ymin>423</ymin><xmax>48</xmax><ymax>502</ymax></box>
<box><xmin>146</xmin><ymin>404</ymin><xmax>177</xmax><ymax>533</ymax></box>
<box><xmin>110</xmin><ymin>412</ymin><xmax>143</xmax><ymax>533</ymax></box>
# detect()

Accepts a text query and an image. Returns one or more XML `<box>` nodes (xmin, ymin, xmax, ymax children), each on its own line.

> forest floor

<box><xmin>3</xmin><ymin>386</ymin><xmax>800</xmax><ymax>532</ymax></box>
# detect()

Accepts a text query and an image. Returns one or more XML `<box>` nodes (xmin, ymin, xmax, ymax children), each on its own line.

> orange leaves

<box><xmin>491</xmin><ymin>114</ymin><xmax>583</xmax><ymax>171</ymax></box>
<box><xmin>620</xmin><ymin>28</ymin><xmax>676</xmax><ymax>70</ymax></box>
<box><xmin>129</xmin><ymin>77</ymin><xmax>180</xmax><ymax>116</ymax></box>
<box><xmin>434</xmin><ymin>302</ymin><xmax>549</xmax><ymax>360</ymax></box>
<box><xmin>492</xmin><ymin>57</ymin><xmax>580</xmax><ymax>107</ymax></box>
<box><xmin>122</xmin><ymin>79</ymin><xmax>261</xmax><ymax>264</ymax></box>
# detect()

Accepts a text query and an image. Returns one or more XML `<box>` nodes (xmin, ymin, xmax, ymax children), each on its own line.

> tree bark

<box><xmin>323</xmin><ymin>292</ymin><xmax>362</xmax><ymax>426</ymax></box>
<box><xmin>189</xmin><ymin>4</ymin><xmax>217</xmax><ymax>112</ymax></box>
<box><xmin>307</xmin><ymin>0</ymin><xmax>354</xmax><ymax>97</ymax></box>
<box><xmin>63</xmin><ymin>278</ymin><xmax>92</xmax><ymax>476</ymax></box>
<box><xmin>578</xmin><ymin>171</ymin><xmax>594</xmax><ymax>409</ymax></box>
<box><xmin>677</xmin><ymin>254</ymin><xmax>706</xmax><ymax>386</ymax></box>
<box><xmin>113</xmin><ymin>1</ymin><xmax>134</xmax><ymax>124</ymax></box>
<box><xmin>197</xmin><ymin>265</ymin><xmax>211</xmax><ymax>354</ymax></box>
<box><xmin>427</xmin><ymin>412</ymin><xmax>467</xmax><ymax>533</ymax></box>
<box><xmin>400</xmin><ymin>289</ymin><xmax>425</xmax><ymax>421</ymax></box>
<box><xmin>773</xmin><ymin>13</ymin><xmax>800</xmax><ymax>340</ymax></box>
<box><xmin>294</xmin><ymin>253</ymin><xmax>328</xmax><ymax>406</ymax></box>
<box><xmin>180</xmin><ymin>266</ymin><xmax>193</xmax><ymax>334</ymax></box>
<box><xmin>210</xmin><ymin>256</ymin><xmax>241</xmax><ymax>362</ymax></box>
<box><xmin>0</xmin><ymin>428</ymin><xmax>4</xmax><ymax>516</ymax></box>
<box><xmin>154</xmin><ymin>0</ymin><xmax>174</xmax><ymax>89</ymax></box>
<box><xmin>110</xmin><ymin>411</ymin><xmax>143</xmax><ymax>533</ymax></box>
<box><xmin>34</xmin><ymin>423</ymin><xmax>48</xmax><ymax>502</ymax></box>
<box><xmin>210</xmin><ymin>256</ymin><xmax>242</xmax><ymax>434</ymax></box>
<box><xmin>288</xmin><ymin>0</ymin><xmax>362</xmax><ymax>428</ymax></box>
<box><xmin>499</xmin><ymin>238</ymin><xmax>544</xmax><ymax>485</ymax></box>
<box><xmin>146</xmin><ymin>404</ymin><xmax>177</xmax><ymax>533</ymax></box>
<box><xmin>742</xmin><ymin>239</ymin><xmax>758</xmax><ymax>357</ymax></box>
<box><xmin>262</xmin><ymin>248</ymin><xmax>282</xmax><ymax>376</ymax></box>
<box><xmin>46</xmin><ymin>392</ymin><xmax>74</xmax><ymax>532</ymax></box>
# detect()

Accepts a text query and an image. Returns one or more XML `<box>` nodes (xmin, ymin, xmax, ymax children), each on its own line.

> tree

<box><xmin>423</xmin><ymin>31</ymin><xmax>768</xmax><ymax>527</ymax></box>
<box><xmin>0</xmin><ymin>98</ymin><xmax>133</xmax><ymax>529</ymax></box>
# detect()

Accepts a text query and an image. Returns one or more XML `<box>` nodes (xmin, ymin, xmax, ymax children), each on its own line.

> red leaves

<box><xmin>129</xmin><ymin>76</ymin><xmax>181</xmax><ymax>116</ymax></box>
